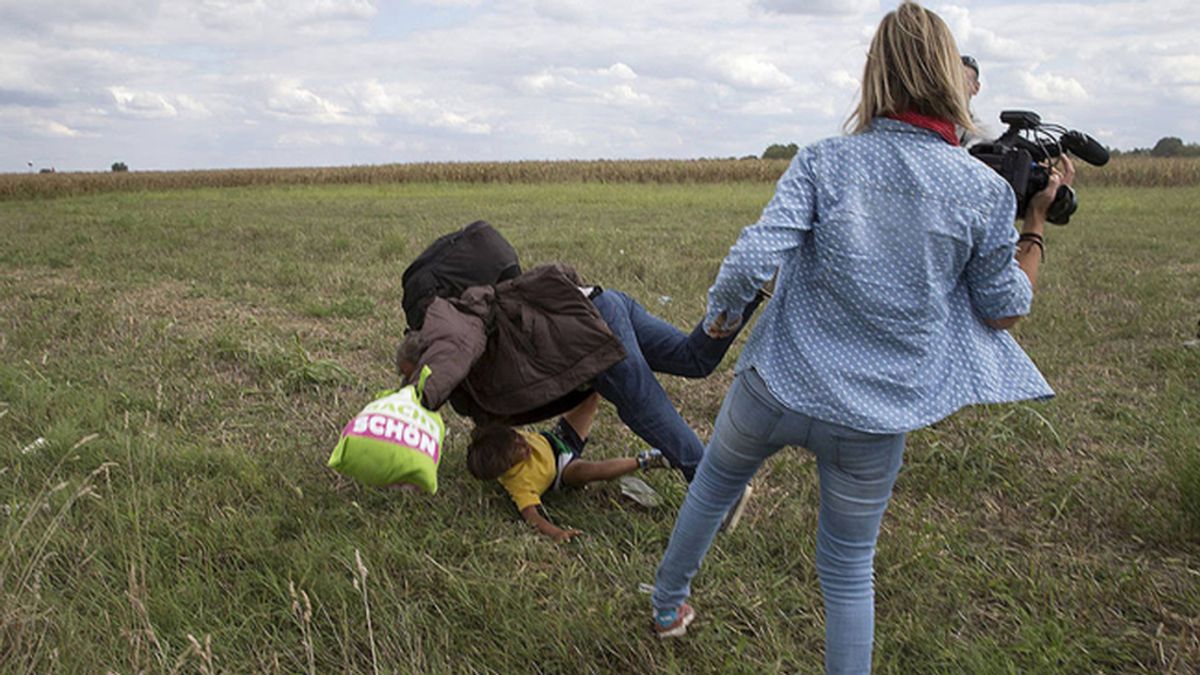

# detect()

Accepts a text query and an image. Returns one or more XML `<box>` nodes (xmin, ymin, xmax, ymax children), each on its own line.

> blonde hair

<box><xmin>847</xmin><ymin>1</ymin><xmax>973</xmax><ymax>134</ymax></box>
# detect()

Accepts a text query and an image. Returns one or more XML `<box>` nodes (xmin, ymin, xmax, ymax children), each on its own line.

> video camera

<box><xmin>968</xmin><ymin>110</ymin><xmax>1109</xmax><ymax>225</ymax></box>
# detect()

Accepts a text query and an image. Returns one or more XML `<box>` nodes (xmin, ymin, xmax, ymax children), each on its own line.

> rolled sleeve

<box><xmin>412</xmin><ymin>298</ymin><xmax>487</xmax><ymax>409</ymax></box>
<box><xmin>705</xmin><ymin>152</ymin><xmax>816</xmax><ymax>329</ymax></box>
<box><xmin>965</xmin><ymin>188</ymin><xmax>1032</xmax><ymax>321</ymax></box>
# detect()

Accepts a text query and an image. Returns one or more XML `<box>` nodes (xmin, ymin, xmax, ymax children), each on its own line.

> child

<box><xmin>466</xmin><ymin>393</ymin><xmax>669</xmax><ymax>542</ymax></box>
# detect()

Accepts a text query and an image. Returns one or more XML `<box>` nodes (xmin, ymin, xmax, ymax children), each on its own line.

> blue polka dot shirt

<box><xmin>706</xmin><ymin>117</ymin><xmax>1054</xmax><ymax>434</ymax></box>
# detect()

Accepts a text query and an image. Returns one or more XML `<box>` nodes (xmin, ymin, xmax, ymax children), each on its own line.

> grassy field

<box><xmin>1</xmin><ymin>179</ymin><xmax>1198</xmax><ymax>673</ymax></box>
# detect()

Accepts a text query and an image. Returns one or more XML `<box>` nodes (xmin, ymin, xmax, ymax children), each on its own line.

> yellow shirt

<box><xmin>497</xmin><ymin>431</ymin><xmax>556</xmax><ymax>511</ymax></box>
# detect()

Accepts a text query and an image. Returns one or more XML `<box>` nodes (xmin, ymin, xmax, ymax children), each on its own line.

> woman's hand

<box><xmin>1026</xmin><ymin>155</ymin><xmax>1076</xmax><ymax>225</ymax></box>
<box><xmin>988</xmin><ymin>156</ymin><xmax>1076</xmax><ymax>331</ymax></box>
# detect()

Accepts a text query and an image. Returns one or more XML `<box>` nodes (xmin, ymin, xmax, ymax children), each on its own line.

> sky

<box><xmin>2</xmin><ymin>0</ymin><xmax>1197</xmax><ymax>172</ymax></box>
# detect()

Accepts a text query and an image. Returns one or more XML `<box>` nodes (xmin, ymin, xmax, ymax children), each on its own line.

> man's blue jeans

<box><xmin>653</xmin><ymin>368</ymin><xmax>905</xmax><ymax>674</ymax></box>
<box><xmin>589</xmin><ymin>290</ymin><xmax>757</xmax><ymax>481</ymax></box>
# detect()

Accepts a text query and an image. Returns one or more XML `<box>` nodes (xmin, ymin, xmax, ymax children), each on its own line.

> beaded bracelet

<box><xmin>1017</xmin><ymin>232</ymin><xmax>1045</xmax><ymax>262</ymax></box>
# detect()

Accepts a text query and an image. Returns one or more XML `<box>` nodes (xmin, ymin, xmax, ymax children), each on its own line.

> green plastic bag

<box><xmin>327</xmin><ymin>366</ymin><xmax>445</xmax><ymax>493</ymax></box>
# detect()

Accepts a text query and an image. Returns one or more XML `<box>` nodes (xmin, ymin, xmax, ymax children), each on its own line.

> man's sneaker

<box><xmin>637</xmin><ymin>449</ymin><xmax>670</xmax><ymax>471</ymax></box>
<box><xmin>653</xmin><ymin>603</ymin><xmax>695</xmax><ymax>639</ymax></box>
<box><xmin>720</xmin><ymin>485</ymin><xmax>753</xmax><ymax>532</ymax></box>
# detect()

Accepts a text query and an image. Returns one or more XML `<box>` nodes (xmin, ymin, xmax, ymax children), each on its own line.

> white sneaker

<box><xmin>720</xmin><ymin>485</ymin><xmax>753</xmax><ymax>532</ymax></box>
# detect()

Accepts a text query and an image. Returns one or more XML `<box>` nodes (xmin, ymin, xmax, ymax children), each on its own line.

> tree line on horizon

<box><xmin>1110</xmin><ymin>137</ymin><xmax>1200</xmax><ymax>158</ymax></box>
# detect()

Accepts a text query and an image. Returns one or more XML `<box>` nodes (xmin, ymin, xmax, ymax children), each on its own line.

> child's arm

<box><xmin>519</xmin><ymin>505</ymin><xmax>582</xmax><ymax>543</ymax></box>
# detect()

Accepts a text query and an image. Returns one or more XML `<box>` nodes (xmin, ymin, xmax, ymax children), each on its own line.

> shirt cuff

<box><xmin>977</xmin><ymin>272</ymin><xmax>1033</xmax><ymax>320</ymax></box>
<box><xmin>703</xmin><ymin>305</ymin><xmax>733</xmax><ymax>333</ymax></box>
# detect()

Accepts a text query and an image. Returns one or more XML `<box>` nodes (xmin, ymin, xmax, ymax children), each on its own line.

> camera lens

<box><xmin>1046</xmin><ymin>185</ymin><xmax>1077</xmax><ymax>225</ymax></box>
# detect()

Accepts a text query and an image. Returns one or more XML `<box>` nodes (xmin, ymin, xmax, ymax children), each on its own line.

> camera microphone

<box><xmin>1060</xmin><ymin>131</ymin><xmax>1110</xmax><ymax>166</ymax></box>
<box><xmin>969</xmin><ymin>109</ymin><xmax>1109</xmax><ymax>225</ymax></box>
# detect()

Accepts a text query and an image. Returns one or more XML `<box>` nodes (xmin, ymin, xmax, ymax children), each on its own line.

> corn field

<box><xmin>0</xmin><ymin>159</ymin><xmax>787</xmax><ymax>201</ymax></box>
<box><xmin>1073</xmin><ymin>156</ymin><xmax>1200</xmax><ymax>187</ymax></box>
<box><xmin>1</xmin><ymin>156</ymin><xmax>1196</xmax><ymax>201</ymax></box>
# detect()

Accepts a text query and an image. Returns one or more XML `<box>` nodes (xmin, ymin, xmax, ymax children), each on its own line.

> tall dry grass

<box><xmin>3</xmin><ymin>156</ymin><xmax>1195</xmax><ymax>201</ymax></box>
<box><xmin>1074</xmin><ymin>156</ymin><xmax>1200</xmax><ymax>187</ymax></box>
<box><xmin>0</xmin><ymin>159</ymin><xmax>790</xmax><ymax>201</ymax></box>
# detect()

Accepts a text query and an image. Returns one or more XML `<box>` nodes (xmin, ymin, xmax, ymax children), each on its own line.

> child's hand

<box><xmin>521</xmin><ymin>505</ymin><xmax>582</xmax><ymax>543</ymax></box>
<box><xmin>553</xmin><ymin>528</ymin><xmax>583</xmax><ymax>543</ymax></box>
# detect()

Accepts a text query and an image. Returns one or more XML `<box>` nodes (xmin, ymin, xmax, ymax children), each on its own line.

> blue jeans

<box><xmin>590</xmin><ymin>290</ymin><xmax>758</xmax><ymax>481</ymax></box>
<box><xmin>653</xmin><ymin>368</ymin><xmax>905</xmax><ymax>674</ymax></box>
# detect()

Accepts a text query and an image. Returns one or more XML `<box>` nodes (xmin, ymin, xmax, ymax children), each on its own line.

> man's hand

<box><xmin>704</xmin><ymin>311</ymin><xmax>742</xmax><ymax>339</ymax></box>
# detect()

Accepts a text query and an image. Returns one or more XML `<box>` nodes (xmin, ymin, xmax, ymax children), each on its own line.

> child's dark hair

<box><xmin>466</xmin><ymin>423</ymin><xmax>522</xmax><ymax>480</ymax></box>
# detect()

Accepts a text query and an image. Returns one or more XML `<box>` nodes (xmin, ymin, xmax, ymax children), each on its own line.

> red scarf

<box><xmin>886</xmin><ymin>111</ymin><xmax>959</xmax><ymax>146</ymax></box>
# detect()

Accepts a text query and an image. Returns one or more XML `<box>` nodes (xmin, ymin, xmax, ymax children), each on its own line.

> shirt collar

<box><xmin>874</xmin><ymin>114</ymin><xmax>960</xmax><ymax>146</ymax></box>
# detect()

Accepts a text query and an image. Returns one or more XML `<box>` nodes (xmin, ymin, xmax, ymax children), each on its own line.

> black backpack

<box><xmin>401</xmin><ymin>220</ymin><xmax>521</xmax><ymax>331</ymax></box>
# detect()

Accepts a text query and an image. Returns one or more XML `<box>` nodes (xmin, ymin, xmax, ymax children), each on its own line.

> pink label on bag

<box><xmin>343</xmin><ymin>414</ymin><xmax>441</xmax><ymax>463</ymax></box>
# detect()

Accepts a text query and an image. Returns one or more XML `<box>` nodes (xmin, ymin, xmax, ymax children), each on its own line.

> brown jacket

<box><xmin>411</xmin><ymin>264</ymin><xmax>625</xmax><ymax>424</ymax></box>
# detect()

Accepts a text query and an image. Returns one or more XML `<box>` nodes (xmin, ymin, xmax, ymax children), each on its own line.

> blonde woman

<box><xmin>649</xmin><ymin>2</ymin><xmax>1073</xmax><ymax>672</ymax></box>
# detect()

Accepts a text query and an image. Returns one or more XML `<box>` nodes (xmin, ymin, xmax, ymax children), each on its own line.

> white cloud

<box><xmin>827</xmin><ymin>69</ymin><xmax>858</xmax><ymax>91</ymax></box>
<box><xmin>526</xmin><ymin>123</ymin><xmax>588</xmax><ymax>148</ymax></box>
<box><xmin>37</xmin><ymin>120</ymin><xmax>85</xmax><ymax>138</ymax></box>
<box><xmin>602</xmin><ymin>84</ymin><xmax>649</xmax><ymax>105</ymax></box>
<box><xmin>437</xmin><ymin>112</ymin><xmax>490</xmax><ymax>134</ymax></box>
<box><xmin>349</xmin><ymin>80</ymin><xmax>407</xmax><ymax>115</ymax></box>
<box><xmin>514</xmin><ymin>65</ymin><xmax>654</xmax><ymax>107</ymax></box>
<box><xmin>174</xmin><ymin>94</ymin><xmax>212</xmax><ymax>117</ymax></box>
<box><xmin>266</xmin><ymin>80</ymin><xmax>350</xmax><ymax>124</ymax></box>
<box><xmin>937</xmin><ymin>4</ymin><xmax>1034</xmax><ymax>63</ymax></box>
<box><xmin>0</xmin><ymin>107</ymin><xmax>90</xmax><ymax>142</ymax></box>
<box><xmin>605</xmin><ymin>63</ymin><xmax>638</xmax><ymax>81</ymax></box>
<box><xmin>344</xmin><ymin>79</ymin><xmax>492</xmax><ymax>133</ymax></box>
<box><xmin>710</xmin><ymin>54</ymin><xmax>794</xmax><ymax>91</ymax></box>
<box><xmin>1018</xmin><ymin>71</ymin><xmax>1088</xmax><ymax>104</ymax></box>
<box><xmin>191</xmin><ymin>0</ymin><xmax>377</xmax><ymax>34</ymax></box>
<box><xmin>109</xmin><ymin>86</ymin><xmax>179</xmax><ymax>118</ymax></box>
<box><xmin>533</xmin><ymin>0</ymin><xmax>594</xmax><ymax>23</ymax></box>
<box><xmin>295</xmin><ymin>0</ymin><xmax>378</xmax><ymax>23</ymax></box>
<box><xmin>1</xmin><ymin>0</ymin><xmax>1196</xmax><ymax>169</ymax></box>
<box><xmin>516</xmin><ymin>71</ymin><xmax>582</xmax><ymax>97</ymax></box>
<box><xmin>276</xmin><ymin>130</ymin><xmax>347</xmax><ymax>147</ymax></box>
<box><xmin>0</xmin><ymin>0</ymin><xmax>377</xmax><ymax>46</ymax></box>
<box><xmin>936</xmin><ymin>4</ymin><xmax>970</xmax><ymax>37</ymax></box>
<box><xmin>0</xmin><ymin>0</ymin><xmax>159</xmax><ymax>31</ymax></box>
<box><xmin>758</xmin><ymin>0</ymin><xmax>879</xmax><ymax>16</ymax></box>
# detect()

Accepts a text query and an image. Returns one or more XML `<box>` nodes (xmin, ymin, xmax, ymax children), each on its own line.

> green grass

<box><xmin>1</xmin><ymin>182</ymin><xmax>1198</xmax><ymax>673</ymax></box>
